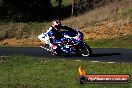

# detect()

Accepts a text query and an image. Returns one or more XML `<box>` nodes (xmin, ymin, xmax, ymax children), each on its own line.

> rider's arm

<box><xmin>61</xmin><ymin>26</ymin><xmax>71</xmax><ymax>29</ymax></box>
<box><xmin>61</xmin><ymin>26</ymin><xmax>78</xmax><ymax>32</ymax></box>
<box><xmin>46</xmin><ymin>27</ymin><xmax>53</xmax><ymax>36</ymax></box>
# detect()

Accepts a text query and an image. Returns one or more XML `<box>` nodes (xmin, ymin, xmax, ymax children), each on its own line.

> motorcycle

<box><xmin>38</xmin><ymin>28</ymin><xmax>92</xmax><ymax>56</ymax></box>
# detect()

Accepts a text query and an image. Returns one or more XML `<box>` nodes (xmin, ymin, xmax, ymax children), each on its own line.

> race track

<box><xmin>0</xmin><ymin>47</ymin><xmax>132</xmax><ymax>63</ymax></box>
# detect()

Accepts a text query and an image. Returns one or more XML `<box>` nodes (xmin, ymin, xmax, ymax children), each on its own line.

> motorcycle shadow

<box><xmin>58</xmin><ymin>53</ymin><xmax>121</xmax><ymax>58</ymax></box>
<box><xmin>53</xmin><ymin>53</ymin><xmax>121</xmax><ymax>59</ymax></box>
<box><xmin>91</xmin><ymin>53</ymin><xmax>121</xmax><ymax>57</ymax></box>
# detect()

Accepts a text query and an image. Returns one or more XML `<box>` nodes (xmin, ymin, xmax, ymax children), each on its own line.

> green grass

<box><xmin>0</xmin><ymin>56</ymin><xmax>132</xmax><ymax>88</ymax></box>
<box><xmin>85</xmin><ymin>35</ymin><xmax>132</xmax><ymax>48</ymax></box>
<box><xmin>51</xmin><ymin>0</ymin><xmax>72</xmax><ymax>7</ymax></box>
<box><xmin>115</xmin><ymin>8</ymin><xmax>132</xmax><ymax>21</ymax></box>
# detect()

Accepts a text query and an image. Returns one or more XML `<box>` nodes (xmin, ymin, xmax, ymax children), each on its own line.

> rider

<box><xmin>38</xmin><ymin>19</ymin><xmax>77</xmax><ymax>55</ymax></box>
<box><xmin>38</xmin><ymin>19</ymin><xmax>62</xmax><ymax>55</ymax></box>
<box><xmin>46</xmin><ymin>19</ymin><xmax>62</xmax><ymax>54</ymax></box>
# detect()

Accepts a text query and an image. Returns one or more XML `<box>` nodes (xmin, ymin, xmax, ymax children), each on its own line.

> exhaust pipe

<box><xmin>40</xmin><ymin>46</ymin><xmax>52</xmax><ymax>52</ymax></box>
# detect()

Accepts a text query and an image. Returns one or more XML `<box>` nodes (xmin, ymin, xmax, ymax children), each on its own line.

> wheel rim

<box><xmin>51</xmin><ymin>51</ymin><xmax>58</xmax><ymax>56</ymax></box>
<box><xmin>81</xmin><ymin>48</ymin><xmax>90</xmax><ymax>56</ymax></box>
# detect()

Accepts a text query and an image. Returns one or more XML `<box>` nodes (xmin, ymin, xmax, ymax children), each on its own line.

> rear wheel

<box><xmin>79</xmin><ymin>43</ymin><xmax>92</xmax><ymax>57</ymax></box>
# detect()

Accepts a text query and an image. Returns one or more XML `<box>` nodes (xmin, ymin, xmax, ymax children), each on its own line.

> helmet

<box><xmin>52</xmin><ymin>19</ymin><xmax>61</xmax><ymax>26</ymax></box>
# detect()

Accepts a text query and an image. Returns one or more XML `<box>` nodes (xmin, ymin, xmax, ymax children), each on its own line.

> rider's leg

<box><xmin>49</xmin><ymin>42</ymin><xmax>58</xmax><ymax>55</ymax></box>
<box><xmin>38</xmin><ymin>33</ymin><xmax>48</xmax><ymax>47</ymax></box>
<box><xmin>38</xmin><ymin>33</ymin><xmax>45</xmax><ymax>43</ymax></box>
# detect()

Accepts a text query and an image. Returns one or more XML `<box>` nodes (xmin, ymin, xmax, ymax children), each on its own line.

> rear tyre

<box><xmin>79</xmin><ymin>42</ymin><xmax>92</xmax><ymax>57</ymax></box>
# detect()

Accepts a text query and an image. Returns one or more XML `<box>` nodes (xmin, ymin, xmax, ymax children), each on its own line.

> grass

<box><xmin>51</xmin><ymin>0</ymin><xmax>72</xmax><ymax>7</ymax></box>
<box><xmin>85</xmin><ymin>35</ymin><xmax>132</xmax><ymax>48</ymax></box>
<box><xmin>0</xmin><ymin>56</ymin><xmax>132</xmax><ymax>88</ymax></box>
<box><xmin>63</xmin><ymin>0</ymin><xmax>132</xmax><ymax>29</ymax></box>
<box><xmin>0</xmin><ymin>22</ymin><xmax>50</xmax><ymax>39</ymax></box>
<box><xmin>0</xmin><ymin>34</ymin><xmax>131</xmax><ymax>48</ymax></box>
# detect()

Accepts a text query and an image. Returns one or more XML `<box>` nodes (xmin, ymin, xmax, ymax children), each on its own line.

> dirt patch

<box><xmin>81</xmin><ymin>21</ymin><xmax>132</xmax><ymax>40</ymax></box>
<box><xmin>0</xmin><ymin>38</ymin><xmax>42</xmax><ymax>47</ymax></box>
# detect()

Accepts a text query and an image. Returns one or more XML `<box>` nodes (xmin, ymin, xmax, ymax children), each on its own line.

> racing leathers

<box><xmin>46</xmin><ymin>25</ymin><xmax>61</xmax><ymax>53</ymax></box>
<box><xmin>46</xmin><ymin>25</ymin><xmax>75</xmax><ymax>54</ymax></box>
<box><xmin>38</xmin><ymin>24</ymin><xmax>75</xmax><ymax>54</ymax></box>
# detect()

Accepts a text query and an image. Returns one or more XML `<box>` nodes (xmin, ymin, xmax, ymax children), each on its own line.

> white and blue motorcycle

<box><xmin>38</xmin><ymin>29</ymin><xmax>92</xmax><ymax>56</ymax></box>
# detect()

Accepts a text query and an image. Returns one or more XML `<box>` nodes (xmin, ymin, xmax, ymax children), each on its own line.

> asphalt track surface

<box><xmin>0</xmin><ymin>47</ymin><xmax>132</xmax><ymax>63</ymax></box>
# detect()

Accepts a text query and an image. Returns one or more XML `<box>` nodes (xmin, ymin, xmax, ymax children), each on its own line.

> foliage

<box><xmin>0</xmin><ymin>0</ymin><xmax>52</xmax><ymax>21</ymax></box>
<box><xmin>0</xmin><ymin>0</ymin><xmax>129</xmax><ymax>21</ymax></box>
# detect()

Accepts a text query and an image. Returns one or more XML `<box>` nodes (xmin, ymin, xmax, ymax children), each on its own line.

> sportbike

<box><xmin>38</xmin><ymin>28</ymin><xmax>92</xmax><ymax>56</ymax></box>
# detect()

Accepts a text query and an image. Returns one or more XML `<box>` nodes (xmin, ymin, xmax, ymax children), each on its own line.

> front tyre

<box><xmin>50</xmin><ymin>50</ymin><xmax>58</xmax><ymax>56</ymax></box>
<box><xmin>79</xmin><ymin>42</ymin><xmax>92</xmax><ymax>57</ymax></box>
<box><xmin>50</xmin><ymin>46</ymin><xmax>61</xmax><ymax>56</ymax></box>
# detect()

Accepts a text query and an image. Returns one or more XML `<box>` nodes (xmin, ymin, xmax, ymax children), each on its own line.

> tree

<box><xmin>73</xmin><ymin>0</ymin><xmax>94</xmax><ymax>14</ymax></box>
<box><xmin>0</xmin><ymin>0</ymin><xmax>52</xmax><ymax>21</ymax></box>
<box><xmin>56</xmin><ymin>0</ymin><xmax>62</xmax><ymax>9</ymax></box>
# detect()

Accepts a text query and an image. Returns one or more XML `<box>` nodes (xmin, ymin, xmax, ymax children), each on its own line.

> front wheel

<box><xmin>50</xmin><ymin>50</ymin><xmax>58</xmax><ymax>56</ymax></box>
<box><xmin>50</xmin><ymin>45</ymin><xmax>61</xmax><ymax>56</ymax></box>
<box><xmin>79</xmin><ymin>42</ymin><xmax>92</xmax><ymax>57</ymax></box>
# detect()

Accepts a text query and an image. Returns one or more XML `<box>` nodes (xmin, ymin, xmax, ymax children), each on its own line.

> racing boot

<box><xmin>50</xmin><ymin>44</ymin><xmax>59</xmax><ymax>56</ymax></box>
